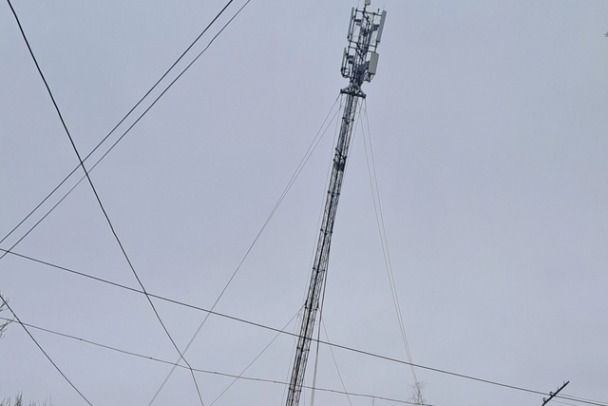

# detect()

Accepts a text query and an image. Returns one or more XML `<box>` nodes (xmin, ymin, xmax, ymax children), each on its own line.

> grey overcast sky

<box><xmin>1</xmin><ymin>1</ymin><xmax>607</xmax><ymax>405</ymax></box>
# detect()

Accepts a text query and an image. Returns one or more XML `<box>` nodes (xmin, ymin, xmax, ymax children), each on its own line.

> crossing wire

<box><xmin>0</xmin><ymin>0</ymin><xmax>255</xmax><ymax>291</ymax></box>
<box><xmin>4</xmin><ymin>1</ymin><xmax>255</xmax><ymax>404</ymax></box>
<box><xmin>2</xmin><ymin>60</ymin><xmax>336</xmax><ymax>404</ymax></box>
<box><xmin>0</xmin><ymin>315</ymin><xmax>439</xmax><ymax>406</ymax></box>
<box><xmin>4</xmin><ymin>1</ymin><xmax>224</xmax><ymax>404</ymax></box>
<box><xmin>0</xmin><ymin>294</ymin><xmax>93</xmax><ymax>406</ymax></box>
<box><xmin>5</xmin><ymin>248</ymin><xmax>608</xmax><ymax>406</ymax></box>
<box><xmin>0</xmin><ymin>0</ymin><xmax>244</xmax><ymax>254</ymax></box>
<box><xmin>320</xmin><ymin>321</ymin><xmax>354</xmax><ymax>406</ymax></box>
<box><xmin>360</xmin><ymin>100</ymin><xmax>422</xmax><ymax>392</ymax></box>
<box><xmin>4</xmin><ymin>2</ymin><xmax>93</xmax><ymax>404</ymax></box>
<box><xmin>208</xmin><ymin>310</ymin><xmax>301</xmax><ymax>406</ymax></box>
<box><xmin>4</xmin><ymin>7</ymin><xmax>334</xmax><ymax>402</ymax></box>
<box><xmin>147</xmin><ymin>91</ymin><xmax>341</xmax><ymax>406</ymax></box>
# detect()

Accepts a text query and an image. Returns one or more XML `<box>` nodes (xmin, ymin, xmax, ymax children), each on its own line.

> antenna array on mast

<box><xmin>341</xmin><ymin>6</ymin><xmax>387</xmax><ymax>94</ymax></box>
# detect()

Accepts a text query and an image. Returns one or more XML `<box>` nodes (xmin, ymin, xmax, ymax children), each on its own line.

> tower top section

<box><xmin>341</xmin><ymin>4</ymin><xmax>387</xmax><ymax>96</ymax></box>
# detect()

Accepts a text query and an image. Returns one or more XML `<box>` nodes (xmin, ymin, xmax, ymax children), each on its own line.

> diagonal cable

<box><xmin>360</xmin><ymin>100</ymin><xmax>421</xmax><ymax>395</ymax></box>
<box><xmin>0</xmin><ymin>294</ymin><xmax>93</xmax><ymax>405</ymax></box>
<box><xmin>208</xmin><ymin>310</ymin><xmax>301</xmax><ymax>406</ymax></box>
<box><xmin>5</xmin><ymin>246</ymin><xmax>608</xmax><ymax>406</ymax></box>
<box><xmin>147</xmin><ymin>91</ymin><xmax>340</xmax><ymax>405</ymax></box>
<box><xmin>1</xmin><ymin>0</ymin><xmax>252</xmax><ymax>266</ymax></box>
<box><xmin>320</xmin><ymin>321</ymin><xmax>353</xmax><ymax>406</ymax></box>
<box><xmin>0</xmin><ymin>314</ymin><xmax>444</xmax><ymax>406</ymax></box>
<box><xmin>4</xmin><ymin>0</ymin><xmax>256</xmax><ymax>399</ymax></box>
<box><xmin>0</xmin><ymin>0</ymin><xmax>240</xmax><ymax>252</ymax></box>
<box><xmin>5</xmin><ymin>1</ymin><xmax>205</xmax><ymax>404</ymax></box>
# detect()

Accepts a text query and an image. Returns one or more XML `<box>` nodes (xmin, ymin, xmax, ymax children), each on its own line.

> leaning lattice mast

<box><xmin>285</xmin><ymin>4</ymin><xmax>386</xmax><ymax>406</ymax></box>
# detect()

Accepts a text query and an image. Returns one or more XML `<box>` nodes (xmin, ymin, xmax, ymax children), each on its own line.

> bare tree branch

<box><xmin>0</xmin><ymin>294</ymin><xmax>10</xmax><ymax>339</ymax></box>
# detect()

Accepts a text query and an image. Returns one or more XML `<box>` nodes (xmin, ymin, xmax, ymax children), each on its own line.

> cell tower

<box><xmin>284</xmin><ymin>4</ymin><xmax>386</xmax><ymax>406</ymax></box>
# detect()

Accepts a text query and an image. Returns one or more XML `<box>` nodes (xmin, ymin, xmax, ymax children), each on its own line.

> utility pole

<box><xmin>284</xmin><ymin>4</ymin><xmax>386</xmax><ymax>406</ymax></box>
<box><xmin>542</xmin><ymin>381</ymin><xmax>570</xmax><ymax>406</ymax></box>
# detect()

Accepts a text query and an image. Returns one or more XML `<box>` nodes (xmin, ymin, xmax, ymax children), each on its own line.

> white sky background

<box><xmin>1</xmin><ymin>1</ymin><xmax>607</xmax><ymax>405</ymax></box>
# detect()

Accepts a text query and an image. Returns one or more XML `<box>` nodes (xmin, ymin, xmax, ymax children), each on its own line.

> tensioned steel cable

<box><xmin>0</xmin><ymin>94</ymin><xmax>338</xmax><ymax>286</ymax></box>
<box><xmin>6</xmin><ymin>247</ymin><xmax>605</xmax><ymax>406</ymax></box>
<box><xmin>560</xmin><ymin>396</ymin><xmax>608</xmax><ymax>406</ymax></box>
<box><xmin>2</xmin><ymin>265</ymin><xmax>606</xmax><ymax>406</ymax></box>
<box><xmin>147</xmin><ymin>93</ymin><xmax>341</xmax><ymax>406</ymax></box>
<box><xmin>0</xmin><ymin>0</ymin><xmax>244</xmax><ymax>254</ymax></box>
<box><xmin>4</xmin><ymin>11</ymin><xmax>330</xmax><ymax>401</ymax></box>
<box><xmin>0</xmin><ymin>294</ymin><xmax>93</xmax><ymax>405</ymax></box>
<box><xmin>0</xmin><ymin>0</ymin><xmax>254</xmax><ymax>270</ymax></box>
<box><xmin>0</xmin><ymin>315</ymin><xmax>441</xmax><ymax>406</ymax></box>
<box><xmin>361</xmin><ymin>100</ymin><xmax>421</xmax><ymax>393</ymax></box>
<box><xmin>0</xmin><ymin>87</ymin><xmax>339</xmax><ymax>406</ymax></box>
<box><xmin>320</xmin><ymin>321</ymin><xmax>354</xmax><ymax>406</ymax></box>
<box><xmin>5</xmin><ymin>2</ymin><xmax>205</xmax><ymax>404</ymax></box>
<box><xmin>4</xmin><ymin>1</ymin><xmax>254</xmax><ymax>401</ymax></box>
<box><xmin>208</xmin><ymin>310</ymin><xmax>301</xmax><ymax>406</ymax></box>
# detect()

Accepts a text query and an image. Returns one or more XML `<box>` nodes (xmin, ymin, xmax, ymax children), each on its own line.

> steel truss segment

<box><xmin>285</xmin><ymin>5</ymin><xmax>386</xmax><ymax>406</ymax></box>
<box><xmin>285</xmin><ymin>91</ymin><xmax>360</xmax><ymax>406</ymax></box>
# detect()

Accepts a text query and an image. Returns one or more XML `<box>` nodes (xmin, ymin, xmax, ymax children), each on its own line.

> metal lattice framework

<box><xmin>284</xmin><ymin>5</ymin><xmax>386</xmax><ymax>406</ymax></box>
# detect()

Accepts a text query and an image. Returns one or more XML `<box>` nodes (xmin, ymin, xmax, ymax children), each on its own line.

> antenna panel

<box><xmin>368</xmin><ymin>52</ymin><xmax>379</xmax><ymax>76</ymax></box>
<box><xmin>347</xmin><ymin>8</ymin><xmax>355</xmax><ymax>41</ymax></box>
<box><xmin>375</xmin><ymin>10</ymin><xmax>387</xmax><ymax>44</ymax></box>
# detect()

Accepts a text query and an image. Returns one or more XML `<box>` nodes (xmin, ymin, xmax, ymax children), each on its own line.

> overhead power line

<box><xmin>0</xmin><ymin>315</ymin><xmax>436</xmax><ymax>406</ymax></box>
<box><xmin>3</xmin><ymin>87</ymin><xmax>340</xmax><ymax>405</ymax></box>
<box><xmin>147</xmin><ymin>92</ymin><xmax>340</xmax><ymax>406</ymax></box>
<box><xmin>361</xmin><ymin>99</ymin><xmax>422</xmax><ymax>396</ymax></box>
<box><xmin>0</xmin><ymin>294</ymin><xmax>93</xmax><ymax>406</ymax></box>
<box><xmin>3</xmin><ymin>4</ymin><xmax>257</xmax><ymax>402</ymax></box>
<box><xmin>1</xmin><ymin>73</ymin><xmax>339</xmax><ymax>406</ymax></box>
<box><xmin>3</xmin><ymin>312</ymin><xmax>606</xmax><ymax>406</ymax></box>
<box><xmin>559</xmin><ymin>395</ymin><xmax>608</xmax><ymax>406</ymax></box>
<box><xmin>4</xmin><ymin>248</ymin><xmax>607</xmax><ymax>406</ymax></box>
<box><xmin>5</xmin><ymin>2</ymin><xmax>218</xmax><ymax>404</ymax></box>
<box><xmin>0</xmin><ymin>0</ymin><xmax>251</xmax><ymax>255</ymax></box>
<box><xmin>5</xmin><ymin>1</ymin><xmax>255</xmax><ymax>405</ymax></box>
